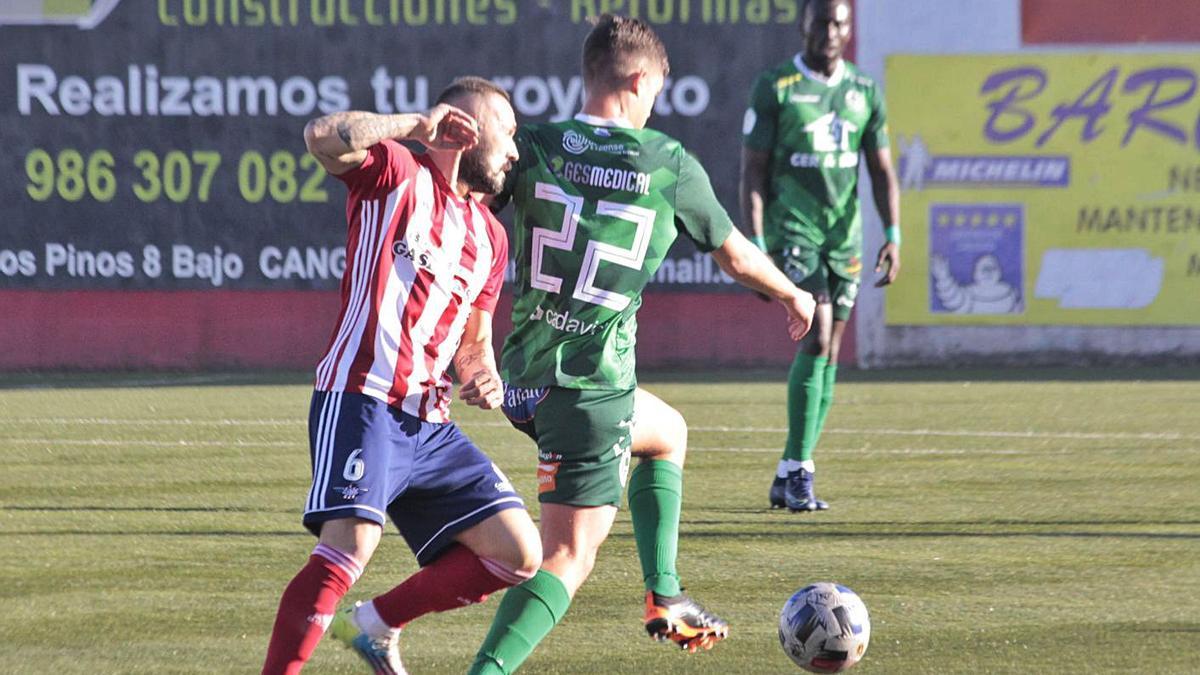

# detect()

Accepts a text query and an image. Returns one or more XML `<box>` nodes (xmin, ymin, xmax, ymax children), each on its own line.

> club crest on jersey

<box><xmin>844</xmin><ymin>89</ymin><xmax>866</xmax><ymax>113</ymax></box>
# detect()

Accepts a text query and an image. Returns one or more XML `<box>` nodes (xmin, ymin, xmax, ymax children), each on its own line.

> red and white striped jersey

<box><xmin>315</xmin><ymin>140</ymin><xmax>508</xmax><ymax>423</ymax></box>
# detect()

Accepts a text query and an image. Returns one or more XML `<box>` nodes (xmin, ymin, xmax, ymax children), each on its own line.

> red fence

<box><xmin>1022</xmin><ymin>0</ymin><xmax>1200</xmax><ymax>44</ymax></box>
<box><xmin>1</xmin><ymin>289</ymin><xmax>834</xmax><ymax>371</ymax></box>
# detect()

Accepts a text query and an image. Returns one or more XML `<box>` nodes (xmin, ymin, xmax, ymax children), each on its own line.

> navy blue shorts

<box><xmin>303</xmin><ymin>391</ymin><xmax>525</xmax><ymax>566</ymax></box>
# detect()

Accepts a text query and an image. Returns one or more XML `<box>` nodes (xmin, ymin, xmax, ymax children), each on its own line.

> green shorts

<box><xmin>773</xmin><ymin>244</ymin><xmax>862</xmax><ymax>322</ymax></box>
<box><xmin>500</xmin><ymin>385</ymin><xmax>634</xmax><ymax>507</ymax></box>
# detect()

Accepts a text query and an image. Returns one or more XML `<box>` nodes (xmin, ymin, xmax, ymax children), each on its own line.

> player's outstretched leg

<box><xmin>471</xmin><ymin>502</ymin><xmax>611</xmax><ymax>674</ymax></box>
<box><xmin>630</xmin><ymin>390</ymin><xmax>730</xmax><ymax>651</ymax></box>
<box><xmin>335</xmin><ymin>509</ymin><xmax>540</xmax><ymax>675</ymax></box>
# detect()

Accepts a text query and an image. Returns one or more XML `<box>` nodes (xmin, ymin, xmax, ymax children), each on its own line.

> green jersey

<box><xmin>499</xmin><ymin>116</ymin><xmax>733</xmax><ymax>390</ymax></box>
<box><xmin>743</xmin><ymin>56</ymin><xmax>889</xmax><ymax>254</ymax></box>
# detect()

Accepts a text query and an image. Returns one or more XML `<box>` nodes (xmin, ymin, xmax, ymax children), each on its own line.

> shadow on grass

<box><xmin>1</xmin><ymin>505</ymin><xmax>264</xmax><ymax>513</ymax></box>
<box><xmin>619</xmin><ymin>529</ymin><xmax>1200</xmax><ymax>540</ymax></box>
<box><xmin>7</xmin><ymin>526</ymin><xmax>1190</xmax><ymax>540</ymax></box>
<box><xmin>1</xmin><ymin>530</ymin><xmax>306</xmax><ymax>537</ymax></box>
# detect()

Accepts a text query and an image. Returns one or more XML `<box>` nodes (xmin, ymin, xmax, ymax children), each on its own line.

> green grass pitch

<box><xmin>2</xmin><ymin>368</ymin><xmax>1198</xmax><ymax>673</ymax></box>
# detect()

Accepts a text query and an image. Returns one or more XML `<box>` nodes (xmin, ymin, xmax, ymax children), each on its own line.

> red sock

<box><xmin>371</xmin><ymin>544</ymin><xmax>528</xmax><ymax>628</ymax></box>
<box><xmin>262</xmin><ymin>544</ymin><xmax>363</xmax><ymax>675</ymax></box>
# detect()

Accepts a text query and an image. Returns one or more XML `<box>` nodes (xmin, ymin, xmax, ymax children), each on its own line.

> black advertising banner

<box><xmin>1</xmin><ymin>0</ymin><xmax>804</xmax><ymax>291</ymax></box>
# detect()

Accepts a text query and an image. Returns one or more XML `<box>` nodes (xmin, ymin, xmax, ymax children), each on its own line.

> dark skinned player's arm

<box><xmin>864</xmin><ymin>145</ymin><xmax>901</xmax><ymax>286</ymax></box>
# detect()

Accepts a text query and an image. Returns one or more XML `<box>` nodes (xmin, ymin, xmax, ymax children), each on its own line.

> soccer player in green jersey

<box><xmin>469</xmin><ymin>15</ymin><xmax>816</xmax><ymax>673</ymax></box>
<box><xmin>742</xmin><ymin>0</ymin><xmax>901</xmax><ymax>512</ymax></box>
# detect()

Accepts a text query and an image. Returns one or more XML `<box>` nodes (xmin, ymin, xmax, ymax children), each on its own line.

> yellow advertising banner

<box><xmin>886</xmin><ymin>53</ymin><xmax>1200</xmax><ymax>325</ymax></box>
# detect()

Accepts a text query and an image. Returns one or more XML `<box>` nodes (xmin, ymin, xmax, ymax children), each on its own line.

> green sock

<box><xmin>469</xmin><ymin>570</ymin><xmax>571</xmax><ymax>675</ymax></box>
<box><xmin>815</xmin><ymin>362</ymin><xmax>838</xmax><ymax>441</ymax></box>
<box><xmin>784</xmin><ymin>353</ymin><xmax>828</xmax><ymax>463</ymax></box>
<box><xmin>627</xmin><ymin>460</ymin><xmax>683</xmax><ymax>597</ymax></box>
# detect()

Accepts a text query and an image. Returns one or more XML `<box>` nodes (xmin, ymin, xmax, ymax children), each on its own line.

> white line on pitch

<box><xmin>0</xmin><ymin>438</ymin><xmax>296</xmax><ymax>448</ymax></box>
<box><xmin>687</xmin><ymin>426</ymin><xmax>1196</xmax><ymax>441</ymax></box>
<box><xmin>4</xmin><ymin>374</ymin><xmax>260</xmax><ymax>390</ymax></box>
<box><xmin>687</xmin><ymin>446</ymin><xmax>1131</xmax><ymax>456</ymax></box>
<box><xmin>2</xmin><ymin>438</ymin><xmax>1196</xmax><ymax>456</ymax></box>
<box><xmin>0</xmin><ymin>418</ymin><xmax>297</xmax><ymax>427</ymax></box>
<box><xmin>2</xmin><ymin>418</ymin><xmax>1195</xmax><ymax>442</ymax></box>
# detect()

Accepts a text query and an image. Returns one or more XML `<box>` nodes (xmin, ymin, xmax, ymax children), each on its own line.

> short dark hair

<box><xmin>801</xmin><ymin>0</ymin><xmax>850</xmax><ymax>26</ymax></box>
<box><xmin>436</xmin><ymin>76</ymin><xmax>510</xmax><ymax>106</ymax></box>
<box><xmin>582</xmin><ymin>14</ymin><xmax>670</xmax><ymax>90</ymax></box>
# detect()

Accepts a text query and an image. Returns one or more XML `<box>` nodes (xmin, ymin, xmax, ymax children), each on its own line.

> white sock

<box><xmin>355</xmin><ymin>600</ymin><xmax>398</xmax><ymax>638</ymax></box>
<box><xmin>800</xmin><ymin>460</ymin><xmax>816</xmax><ymax>473</ymax></box>
<box><xmin>776</xmin><ymin>460</ymin><xmax>790</xmax><ymax>478</ymax></box>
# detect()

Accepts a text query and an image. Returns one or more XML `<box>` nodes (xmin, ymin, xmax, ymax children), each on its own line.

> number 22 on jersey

<box><xmin>529</xmin><ymin>181</ymin><xmax>654</xmax><ymax>312</ymax></box>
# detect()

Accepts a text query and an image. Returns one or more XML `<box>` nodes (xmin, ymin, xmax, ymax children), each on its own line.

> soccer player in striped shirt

<box><xmin>469</xmin><ymin>16</ymin><xmax>816</xmax><ymax>673</ymax></box>
<box><xmin>262</xmin><ymin>78</ymin><xmax>541</xmax><ymax>675</ymax></box>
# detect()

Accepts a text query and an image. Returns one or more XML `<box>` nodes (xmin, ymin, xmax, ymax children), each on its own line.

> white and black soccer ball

<box><xmin>779</xmin><ymin>582</ymin><xmax>871</xmax><ymax>673</ymax></box>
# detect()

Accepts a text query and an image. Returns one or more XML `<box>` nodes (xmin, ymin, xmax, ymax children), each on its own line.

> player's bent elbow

<box><xmin>302</xmin><ymin>119</ymin><xmax>322</xmax><ymax>154</ymax></box>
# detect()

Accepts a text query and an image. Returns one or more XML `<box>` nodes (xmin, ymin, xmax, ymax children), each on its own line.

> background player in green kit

<box><xmin>469</xmin><ymin>15</ymin><xmax>817</xmax><ymax>673</ymax></box>
<box><xmin>741</xmin><ymin>0</ymin><xmax>901</xmax><ymax>512</ymax></box>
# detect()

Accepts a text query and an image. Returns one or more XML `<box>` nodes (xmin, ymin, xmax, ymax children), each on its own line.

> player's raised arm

<box><xmin>453</xmin><ymin>308</ymin><xmax>504</xmax><ymax>410</ymax></box>
<box><xmin>303</xmin><ymin>106</ymin><xmax>481</xmax><ymax>176</ymax></box>
<box><xmin>711</xmin><ymin>230</ymin><xmax>816</xmax><ymax>341</ymax></box>
<box><xmin>864</xmin><ymin>145</ymin><xmax>901</xmax><ymax>287</ymax></box>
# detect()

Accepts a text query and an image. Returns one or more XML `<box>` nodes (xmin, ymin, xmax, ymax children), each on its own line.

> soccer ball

<box><xmin>778</xmin><ymin>582</ymin><xmax>871</xmax><ymax>672</ymax></box>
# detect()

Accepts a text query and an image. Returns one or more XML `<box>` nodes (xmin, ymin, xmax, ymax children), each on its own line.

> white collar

<box><xmin>793</xmin><ymin>54</ymin><xmax>846</xmax><ymax>87</ymax></box>
<box><xmin>574</xmin><ymin>113</ymin><xmax>634</xmax><ymax>129</ymax></box>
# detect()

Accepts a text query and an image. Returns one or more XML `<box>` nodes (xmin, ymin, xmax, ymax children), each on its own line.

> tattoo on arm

<box><xmin>336</xmin><ymin>121</ymin><xmax>353</xmax><ymax>149</ymax></box>
<box><xmin>328</xmin><ymin>113</ymin><xmax>416</xmax><ymax>152</ymax></box>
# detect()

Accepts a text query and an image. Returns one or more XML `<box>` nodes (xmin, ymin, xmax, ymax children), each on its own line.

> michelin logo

<box><xmin>0</xmin><ymin>0</ymin><xmax>122</xmax><ymax>29</ymax></box>
<box><xmin>898</xmin><ymin>134</ymin><xmax>1070</xmax><ymax>191</ymax></box>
